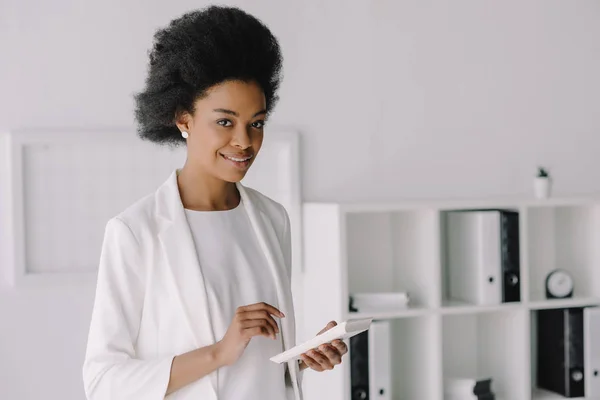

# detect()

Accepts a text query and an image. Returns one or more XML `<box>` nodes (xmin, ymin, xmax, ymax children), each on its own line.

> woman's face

<box><xmin>177</xmin><ymin>80</ymin><xmax>267</xmax><ymax>183</ymax></box>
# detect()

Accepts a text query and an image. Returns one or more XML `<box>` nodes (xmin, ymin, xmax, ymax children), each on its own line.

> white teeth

<box><xmin>224</xmin><ymin>155</ymin><xmax>252</xmax><ymax>162</ymax></box>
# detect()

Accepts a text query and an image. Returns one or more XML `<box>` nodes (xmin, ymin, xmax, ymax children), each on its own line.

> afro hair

<box><xmin>133</xmin><ymin>5</ymin><xmax>283</xmax><ymax>146</ymax></box>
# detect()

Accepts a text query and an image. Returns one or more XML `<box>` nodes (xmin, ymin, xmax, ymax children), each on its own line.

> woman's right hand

<box><xmin>216</xmin><ymin>302</ymin><xmax>284</xmax><ymax>366</ymax></box>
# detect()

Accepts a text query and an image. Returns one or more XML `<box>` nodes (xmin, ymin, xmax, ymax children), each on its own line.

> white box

<box><xmin>351</xmin><ymin>292</ymin><xmax>410</xmax><ymax>312</ymax></box>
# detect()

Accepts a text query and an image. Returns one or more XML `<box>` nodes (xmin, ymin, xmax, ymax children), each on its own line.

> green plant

<box><xmin>537</xmin><ymin>167</ymin><xmax>549</xmax><ymax>178</ymax></box>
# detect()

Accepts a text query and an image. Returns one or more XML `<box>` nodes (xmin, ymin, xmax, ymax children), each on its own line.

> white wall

<box><xmin>1</xmin><ymin>0</ymin><xmax>599</xmax><ymax>398</ymax></box>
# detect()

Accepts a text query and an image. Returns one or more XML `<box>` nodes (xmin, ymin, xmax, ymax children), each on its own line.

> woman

<box><xmin>82</xmin><ymin>5</ymin><xmax>347</xmax><ymax>400</ymax></box>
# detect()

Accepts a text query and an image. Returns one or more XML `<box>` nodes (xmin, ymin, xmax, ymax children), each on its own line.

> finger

<box><xmin>308</xmin><ymin>349</ymin><xmax>334</xmax><ymax>370</ymax></box>
<box><xmin>241</xmin><ymin>319</ymin><xmax>276</xmax><ymax>339</ymax></box>
<box><xmin>298</xmin><ymin>360</ymin><xmax>307</xmax><ymax>371</ymax></box>
<box><xmin>317</xmin><ymin>320</ymin><xmax>337</xmax><ymax>335</ymax></box>
<box><xmin>317</xmin><ymin>344</ymin><xmax>342</xmax><ymax>365</ymax></box>
<box><xmin>246</xmin><ymin>326</ymin><xmax>273</xmax><ymax>339</ymax></box>
<box><xmin>331</xmin><ymin>339</ymin><xmax>348</xmax><ymax>355</ymax></box>
<box><xmin>238</xmin><ymin>302</ymin><xmax>284</xmax><ymax>318</ymax></box>
<box><xmin>239</xmin><ymin>310</ymin><xmax>279</xmax><ymax>334</ymax></box>
<box><xmin>300</xmin><ymin>353</ymin><xmax>323</xmax><ymax>372</ymax></box>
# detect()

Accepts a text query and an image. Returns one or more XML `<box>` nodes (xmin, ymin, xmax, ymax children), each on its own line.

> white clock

<box><xmin>545</xmin><ymin>269</ymin><xmax>574</xmax><ymax>299</ymax></box>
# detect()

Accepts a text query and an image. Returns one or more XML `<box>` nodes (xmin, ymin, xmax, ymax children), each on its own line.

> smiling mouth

<box><xmin>220</xmin><ymin>153</ymin><xmax>254</xmax><ymax>170</ymax></box>
<box><xmin>221</xmin><ymin>154</ymin><xmax>253</xmax><ymax>162</ymax></box>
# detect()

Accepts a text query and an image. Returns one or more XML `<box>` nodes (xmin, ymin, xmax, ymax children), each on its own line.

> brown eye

<box><xmin>217</xmin><ymin>119</ymin><xmax>232</xmax><ymax>127</ymax></box>
<box><xmin>252</xmin><ymin>121</ymin><xmax>265</xmax><ymax>129</ymax></box>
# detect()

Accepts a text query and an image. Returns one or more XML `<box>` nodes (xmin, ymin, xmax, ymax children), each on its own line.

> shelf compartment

<box><xmin>440</xmin><ymin>208</ymin><xmax>523</xmax><ymax>307</ymax></box>
<box><xmin>442</xmin><ymin>309</ymin><xmax>529</xmax><ymax>400</ymax></box>
<box><xmin>349</xmin><ymin>316</ymin><xmax>440</xmax><ymax>400</ymax></box>
<box><xmin>346</xmin><ymin>210</ymin><xmax>440</xmax><ymax>309</ymax></box>
<box><xmin>345</xmin><ymin>316</ymin><xmax>441</xmax><ymax>400</ymax></box>
<box><xmin>526</xmin><ymin>205</ymin><xmax>600</xmax><ymax>302</ymax></box>
<box><xmin>529</xmin><ymin>307</ymin><xmax>600</xmax><ymax>399</ymax></box>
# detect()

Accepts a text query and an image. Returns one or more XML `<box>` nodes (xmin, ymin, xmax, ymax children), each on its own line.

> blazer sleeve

<box><xmin>82</xmin><ymin>217</ymin><xmax>174</xmax><ymax>400</ymax></box>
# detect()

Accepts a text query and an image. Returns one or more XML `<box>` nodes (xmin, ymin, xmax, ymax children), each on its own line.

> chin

<box><xmin>220</xmin><ymin>171</ymin><xmax>249</xmax><ymax>184</ymax></box>
<box><xmin>216</xmin><ymin>160</ymin><xmax>254</xmax><ymax>183</ymax></box>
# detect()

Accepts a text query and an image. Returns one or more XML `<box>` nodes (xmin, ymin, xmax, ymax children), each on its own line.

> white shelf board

<box><xmin>441</xmin><ymin>299</ymin><xmax>523</xmax><ymax>315</ymax></box>
<box><xmin>344</xmin><ymin>298</ymin><xmax>600</xmax><ymax>318</ymax></box>
<box><xmin>532</xmin><ymin>388</ymin><xmax>586</xmax><ymax>400</ymax></box>
<box><xmin>311</xmin><ymin>195</ymin><xmax>600</xmax><ymax>215</ymax></box>
<box><xmin>347</xmin><ymin>306</ymin><xmax>432</xmax><ymax>320</ymax></box>
<box><xmin>528</xmin><ymin>297</ymin><xmax>600</xmax><ymax>310</ymax></box>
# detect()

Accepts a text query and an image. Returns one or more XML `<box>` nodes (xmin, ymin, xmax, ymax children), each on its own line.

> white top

<box><xmin>184</xmin><ymin>199</ymin><xmax>287</xmax><ymax>399</ymax></box>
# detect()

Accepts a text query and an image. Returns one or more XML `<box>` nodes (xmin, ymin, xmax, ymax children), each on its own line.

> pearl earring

<box><xmin>181</xmin><ymin>131</ymin><xmax>189</xmax><ymax>139</ymax></box>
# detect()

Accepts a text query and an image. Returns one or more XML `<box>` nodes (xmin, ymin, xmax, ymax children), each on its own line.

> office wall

<box><xmin>1</xmin><ymin>1</ymin><xmax>599</xmax><ymax>398</ymax></box>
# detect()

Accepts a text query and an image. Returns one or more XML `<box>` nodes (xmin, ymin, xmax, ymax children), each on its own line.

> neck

<box><xmin>176</xmin><ymin>164</ymin><xmax>240</xmax><ymax>211</ymax></box>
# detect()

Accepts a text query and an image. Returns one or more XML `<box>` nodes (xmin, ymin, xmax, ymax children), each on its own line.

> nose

<box><xmin>231</xmin><ymin>126</ymin><xmax>252</xmax><ymax>149</ymax></box>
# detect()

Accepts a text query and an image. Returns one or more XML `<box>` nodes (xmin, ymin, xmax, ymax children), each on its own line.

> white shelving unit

<box><xmin>300</xmin><ymin>197</ymin><xmax>600</xmax><ymax>400</ymax></box>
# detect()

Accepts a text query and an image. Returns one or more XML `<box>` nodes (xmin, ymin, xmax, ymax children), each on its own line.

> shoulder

<box><xmin>106</xmin><ymin>191</ymin><xmax>159</xmax><ymax>243</ymax></box>
<box><xmin>242</xmin><ymin>185</ymin><xmax>289</xmax><ymax>230</ymax></box>
<box><xmin>116</xmin><ymin>192</ymin><xmax>156</xmax><ymax>222</ymax></box>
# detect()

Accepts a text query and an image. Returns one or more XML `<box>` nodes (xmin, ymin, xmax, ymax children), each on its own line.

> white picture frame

<box><xmin>3</xmin><ymin>127</ymin><xmax>302</xmax><ymax>287</ymax></box>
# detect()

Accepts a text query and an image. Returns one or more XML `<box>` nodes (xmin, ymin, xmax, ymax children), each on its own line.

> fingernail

<box><xmin>280</xmin><ymin>312</ymin><xmax>285</xmax><ymax>318</ymax></box>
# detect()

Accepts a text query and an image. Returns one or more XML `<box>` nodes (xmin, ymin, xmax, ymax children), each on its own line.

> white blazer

<box><xmin>82</xmin><ymin>170</ymin><xmax>303</xmax><ymax>400</ymax></box>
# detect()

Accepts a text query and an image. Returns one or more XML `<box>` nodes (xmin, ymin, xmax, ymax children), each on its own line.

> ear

<box><xmin>174</xmin><ymin>108</ymin><xmax>193</xmax><ymax>133</ymax></box>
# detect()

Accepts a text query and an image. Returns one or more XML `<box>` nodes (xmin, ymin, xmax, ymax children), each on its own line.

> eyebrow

<box><xmin>213</xmin><ymin>108</ymin><xmax>267</xmax><ymax>118</ymax></box>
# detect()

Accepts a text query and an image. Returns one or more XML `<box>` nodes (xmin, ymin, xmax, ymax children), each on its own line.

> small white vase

<box><xmin>534</xmin><ymin>177</ymin><xmax>551</xmax><ymax>199</ymax></box>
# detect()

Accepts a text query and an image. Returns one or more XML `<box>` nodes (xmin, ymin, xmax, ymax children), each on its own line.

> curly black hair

<box><xmin>133</xmin><ymin>5</ymin><xmax>283</xmax><ymax>146</ymax></box>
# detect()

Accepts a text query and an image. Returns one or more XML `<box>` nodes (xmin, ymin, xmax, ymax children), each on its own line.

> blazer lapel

<box><xmin>155</xmin><ymin>171</ymin><xmax>218</xmax><ymax>394</ymax></box>
<box><xmin>236</xmin><ymin>182</ymin><xmax>301</xmax><ymax>399</ymax></box>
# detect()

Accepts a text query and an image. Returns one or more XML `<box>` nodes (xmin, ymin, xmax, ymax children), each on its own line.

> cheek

<box><xmin>253</xmin><ymin>133</ymin><xmax>264</xmax><ymax>150</ymax></box>
<box><xmin>190</xmin><ymin>128</ymin><xmax>229</xmax><ymax>159</ymax></box>
<box><xmin>205</xmin><ymin>127</ymin><xmax>229</xmax><ymax>150</ymax></box>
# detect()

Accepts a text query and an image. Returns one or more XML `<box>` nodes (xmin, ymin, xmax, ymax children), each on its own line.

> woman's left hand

<box><xmin>299</xmin><ymin>321</ymin><xmax>348</xmax><ymax>372</ymax></box>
